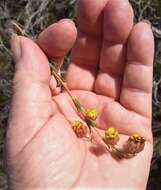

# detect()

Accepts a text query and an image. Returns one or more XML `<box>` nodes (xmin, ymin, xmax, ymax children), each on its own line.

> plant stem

<box><xmin>50</xmin><ymin>63</ymin><xmax>73</xmax><ymax>98</ymax></box>
<box><xmin>11</xmin><ymin>21</ymin><xmax>28</xmax><ymax>37</ymax></box>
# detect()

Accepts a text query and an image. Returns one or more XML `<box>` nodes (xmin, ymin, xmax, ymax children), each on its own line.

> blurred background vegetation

<box><xmin>0</xmin><ymin>0</ymin><xmax>161</xmax><ymax>189</ymax></box>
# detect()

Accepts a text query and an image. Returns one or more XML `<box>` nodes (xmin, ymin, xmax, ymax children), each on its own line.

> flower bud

<box><xmin>72</xmin><ymin>120</ymin><xmax>87</xmax><ymax>138</ymax></box>
<box><xmin>103</xmin><ymin>127</ymin><xmax>119</xmax><ymax>145</ymax></box>
<box><xmin>85</xmin><ymin>108</ymin><xmax>98</xmax><ymax>120</ymax></box>
<box><xmin>124</xmin><ymin>134</ymin><xmax>145</xmax><ymax>154</ymax></box>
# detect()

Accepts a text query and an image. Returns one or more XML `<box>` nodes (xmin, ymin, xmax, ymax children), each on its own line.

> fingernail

<box><xmin>10</xmin><ymin>33</ymin><xmax>21</xmax><ymax>62</ymax></box>
<box><xmin>58</xmin><ymin>19</ymin><xmax>75</xmax><ymax>25</ymax></box>
<box><xmin>142</xmin><ymin>19</ymin><xmax>151</xmax><ymax>27</ymax></box>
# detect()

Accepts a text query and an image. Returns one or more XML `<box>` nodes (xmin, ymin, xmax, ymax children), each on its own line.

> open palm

<box><xmin>6</xmin><ymin>0</ymin><xmax>154</xmax><ymax>189</ymax></box>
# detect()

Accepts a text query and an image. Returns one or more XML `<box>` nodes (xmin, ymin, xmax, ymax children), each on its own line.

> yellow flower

<box><xmin>124</xmin><ymin>134</ymin><xmax>146</xmax><ymax>154</ymax></box>
<box><xmin>72</xmin><ymin>120</ymin><xmax>82</xmax><ymax>129</ymax></box>
<box><xmin>104</xmin><ymin>127</ymin><xmax>119</xmax><ymax>145</ymax></box>
<box><xmin>72</xmin><ymin>120</ymin><xmax>87</xmax><ymax>138</ymax></box>
<box><xmin>85</xmin><ymin>108</ymin><xmax>98</xmax><ymax>120</ymax></box>
<box><xmin>129</xmin><ymin>134</ymin><xmax>145</xmax><ymax>144</ymax></box>
<box><xmin>105</xmin><ymin>128</ymin><xmax>118</xmax><ymax>139</ymax></box>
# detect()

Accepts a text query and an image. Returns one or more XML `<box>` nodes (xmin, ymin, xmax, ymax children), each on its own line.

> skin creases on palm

<box><xmin>7</xmin><ymin>81</ymin><xmax>153</xmax><ymax>189</ymax></box>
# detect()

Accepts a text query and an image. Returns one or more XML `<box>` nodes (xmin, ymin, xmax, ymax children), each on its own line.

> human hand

<box><xmin>6</xmin><ymin>0</ymin><xmax>154</xmax><ymax>189</ymax></box>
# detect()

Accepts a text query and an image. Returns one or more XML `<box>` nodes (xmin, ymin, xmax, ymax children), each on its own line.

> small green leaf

<box><xmin>72</xmin><ymin>96</ymin><xmax>82</xmax><ymax>112</ymax></box>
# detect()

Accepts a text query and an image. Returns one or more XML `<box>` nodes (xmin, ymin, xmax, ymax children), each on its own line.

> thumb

<box><xmin>7</xmin><ymin>35</ymin><xmax>55</xmax><ymax>157</ymax></box>
<box><xmin>11</xmin><ymin>34</ymin><xmax>51</xmax><ymax>84</ymax></box>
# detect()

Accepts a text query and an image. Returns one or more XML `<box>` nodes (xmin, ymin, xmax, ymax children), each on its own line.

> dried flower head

<box><xmin>124</xmin><ymin>134</ymin><xmax>146</xmax><ymax>154</ymax></box>
<box><xmin>129</xmin><ymin>134</ymin><xmax>145</xmax><ymax>144</ymax></box>
<box><xmin>72</xmin><ymin>120</ymin><xmax>87</xmax><ymax>138</ymax></box>
<box><xmin>103</xmin><ymin>127</ymin><xmax>119</xmax><ymax>145</ymax></box>
<box><xmin>85</xmin><ymin>108</ymin><xmax>98</xmax><ymax>120</ymax></box>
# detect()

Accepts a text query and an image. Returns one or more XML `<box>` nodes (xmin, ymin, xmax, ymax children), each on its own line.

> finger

<box><xmin>7</xmin><ymin>35</ymin><xmax>55</xmax><ymax>156</ymax></box>
<box><xmin>66</xmin><ymin>0</ymin><xmax>108</xmax><ymax>91</ymax></box>
<box><xmin>94</xmin><ymin>0</ymin><xmax>134</xmax><ymax>99</ymax></box>
<box><xmin>120</xmin><ymin>22</ymin><xmax>154</xmax><ymax>118</ymax></box>
<box><xmin>37</xmin><ymin>19</ymin><xmax>77</xmax><ymax>69</ymax></box>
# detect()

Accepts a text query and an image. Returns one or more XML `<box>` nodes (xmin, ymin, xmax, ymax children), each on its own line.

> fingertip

<box><xmin>129</xmin><ymin>22</ymin><xmax>153</xmax><ymax>42</ymax></box>
<box><xmin>127</xmin><ymin>22</ymin><xmax>154</xmax><ymax>64</ymax></box>
<box><xmin>104</xmin><ymin>0</ymin><xmax>134</xmax><ymax>43</ymax></box>
<box><xmin>13</xmin><ymin>36</ymin><xmax>51</xmax><ymax>84</ymax></box>
<box><xmin>37</xmin><ymin>19</ymin><xmax>77</xmax><ymax>59</ymax></box>
<box><xmin>137</xmin><ymin>21</ymin><xmax>152</xmax><ymax>29</ymax></box>
<box><xmin>58</xmin><ymin>18</ymin><xmax>75</xmax><ymax>25</ymax></box>
<box><xmin>77</xmin><ymin>0</ymin><xmax>107</xmax><ymax>35</ymax></box>
<box><xmin>141</xmin><ymin>20</ymin><xmax>152</xmax><ymax>27</ymax></box>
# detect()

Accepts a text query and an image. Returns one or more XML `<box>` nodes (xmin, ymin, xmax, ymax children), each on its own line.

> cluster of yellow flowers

<box><xmin>71</xmin><ymin>108</ymin><xmax>145</xmax><ymax>156</ymax></box>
